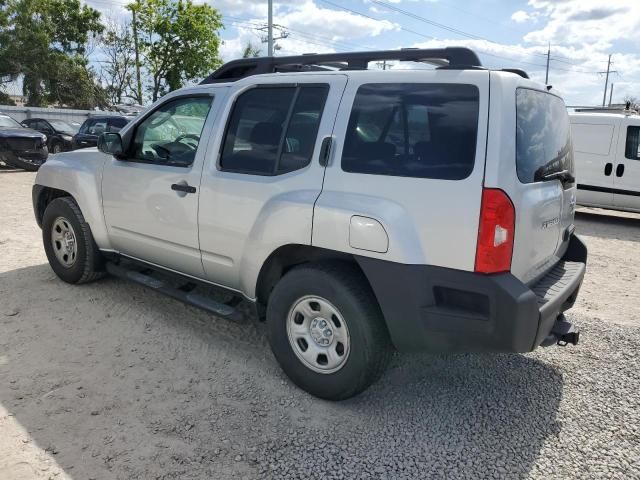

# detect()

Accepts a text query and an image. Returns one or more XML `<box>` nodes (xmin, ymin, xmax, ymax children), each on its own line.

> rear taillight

<box><xmin>474</xmin><ymin>188</ymin><xmax>515</xmax><ymax>274</ymax></box>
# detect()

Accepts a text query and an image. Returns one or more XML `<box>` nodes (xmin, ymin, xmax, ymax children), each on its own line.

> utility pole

<box><xmin>609</xmin><ymin>83</ymin><xmax>614</xmax><ymax>107</ymax></box>
<box><xmin>131</xmin><ymin>6</ymin><xmax>143</xmax><ymax>105</ymax></box>
<box><xmin>377</xmin><ymin>60</ymin><xmax>389</xmax><ymax>70</ymax></box>
<box><xmin>545</xmin><ymin>42</ymin><xmax>550</xmax><ymax>85</ymax></box>
<box><xmin>267</xmin><ymin>0</ymin><xmax>274</xmax><ymax>57</ymax></box>
<box><xmin>260</xmin><ymin>23</ymin><xmax>288</xmax><ymax>55</ymax></box>
<box><xmin>599</xmin><ymin>55</ymin><xmax>617</xmax><ymax>108</ymax></box>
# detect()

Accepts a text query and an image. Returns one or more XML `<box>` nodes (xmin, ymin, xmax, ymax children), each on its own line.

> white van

<box><xmin>570</xmin><ymin>112</ymin><xmax>640</xmax><ymax>212</ymax></box>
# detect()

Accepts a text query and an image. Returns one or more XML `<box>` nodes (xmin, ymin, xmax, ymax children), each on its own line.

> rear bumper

<box><xmin>356</xmin><ymin>234</ymin><xmax>587</xmax><ymax>353</ymax></box>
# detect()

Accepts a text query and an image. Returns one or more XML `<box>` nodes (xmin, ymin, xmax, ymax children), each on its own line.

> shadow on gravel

<box><xmin>575</xmin><ymin>210</ymin><xmax>640</xmax><ymax>242</ymax></box>
<box><xmin>0</xmin><ymin>263</ymin><xmax>564</xmax><ymax>479</ymax></box>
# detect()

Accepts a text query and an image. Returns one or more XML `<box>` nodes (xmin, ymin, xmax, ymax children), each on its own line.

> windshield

<box><xmin>0</xmin><ymin>115</ymin><xmax>23</xmax><ymax>128</ymax></box>
<box><xmin>49</xmin><ymin>120</ymin><xmax>79</xmax><ymax>134</ymax></box>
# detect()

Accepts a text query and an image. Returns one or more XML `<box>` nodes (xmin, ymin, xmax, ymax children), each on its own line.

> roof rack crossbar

<box><xmin>201</xmin><ymin>47</ymin><xmax>482</xmax><ymax>84</ymax></box>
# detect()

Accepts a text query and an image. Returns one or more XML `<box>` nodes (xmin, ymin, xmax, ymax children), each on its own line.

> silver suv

<box><xmin>32</xmin><ymin>48</ymin><xmax>587</xmax><ymax>400</ymax></box>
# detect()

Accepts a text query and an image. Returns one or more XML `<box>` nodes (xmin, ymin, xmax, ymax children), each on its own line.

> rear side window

<box><xmin>220</xmin><ymin>85</ymin><xmax>329</xmax><ymax>175</ymax></box>
<box><xmin>341</xmin><ymin>83</ymin><xmax>480</xmax><ymax>180</ymax></box>
<box><xmin>80</xmin><ymin>118</ymin><xmax>108</xmax><ymax>135</ymax></box>
<box><xmin>625</xmin><ymin>126</ymin><xmax>640</xmax><ymax>160</ymax></box>
<box><xmin>516</xmin><ymin>88</ymin><xmax>574</xmax><ymax>183</ymax></box>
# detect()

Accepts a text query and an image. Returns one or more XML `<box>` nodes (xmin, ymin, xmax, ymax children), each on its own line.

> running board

<box><xmin>105</xmin><ymin>262</ymin><xmax>244</xmax><ymax>322</ymax></box>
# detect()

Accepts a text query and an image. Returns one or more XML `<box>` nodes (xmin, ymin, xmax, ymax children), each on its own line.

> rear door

<box><xmin>612</xmin><ymin>119</ymin><xmax>640</xmax><ymax>211</ymax></box>
<box><xmin>570</xmin><ymin>118</ymin><xmax>617</xmax><ymax>208</ymax></box>
<box><xmin>197</xmin><ymin>74</ymin><xmax>347</xmax><ymax>293</ymax></box>
<box><xmin>495</xmin><ymin>84</ymin><xmax>575</xmax><ymax>284</ymax></box>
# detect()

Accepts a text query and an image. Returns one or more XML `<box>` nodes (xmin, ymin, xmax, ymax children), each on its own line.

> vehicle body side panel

<box><xmin>313</xmin><ymin>70</ymin><xmax>490</xmax><ymax>270</ymax></box>
<box><xmin>33</xmin><ymin>150</ymin><xmax>112</xmax><ymax>249</ymax></box>
<box><xmin>613</xmin><ymin>116</ymin><xmax>640</xmax><ymax>211</ymax></box>
<box><xmin>570</xmin><ymin>113</ymin><xmax>619</xmax><ymax>208</ymax></box>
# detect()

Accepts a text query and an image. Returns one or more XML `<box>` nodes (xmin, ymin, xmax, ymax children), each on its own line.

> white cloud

<box><xmin>523</xmin><ymin>0</ymin><xmax>640</xmax><ymax>49</ymax></box>
<box><xmin>511</xmin><ymin>10</ymin><xmax>532</xmax><ymax>23</ymax></box>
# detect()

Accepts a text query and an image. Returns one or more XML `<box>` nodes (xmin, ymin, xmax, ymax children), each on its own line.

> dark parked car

<box><xmin>0</xmin><ymin>113</ymin><xmax>48</xmax><ymax>171</ymax></box>
<box><xmin>72</xmin><ymin>116</ymin><xmax>130</xmax><ymax>150</ymax></box>
<box><xmin>21</xmin><ymin>118</ymin><xmax>80</xmax><ymax>154</ymax></box>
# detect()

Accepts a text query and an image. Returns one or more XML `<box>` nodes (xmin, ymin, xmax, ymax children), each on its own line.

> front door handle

<box><xmin>616</xmin><ymin>164</ymin><xmax>625</xmax><ymax>177</ymax></box>
<box><xmin>604</xmin><ymin>162</ymin><xmax>613</xmax><ymax>176</ymax></box>
<box><xmin>171</xmin><ymin>183</ymin><xmax>196</xmax><ymax>194</ymax></box>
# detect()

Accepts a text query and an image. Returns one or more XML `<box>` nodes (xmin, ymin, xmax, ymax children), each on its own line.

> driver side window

<box><xmin>131</xmin><ymin>95</ymin><xmax>213</xmax><ymax>167</ymax></box>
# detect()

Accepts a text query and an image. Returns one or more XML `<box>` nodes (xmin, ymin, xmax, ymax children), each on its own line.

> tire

<box><xmin>51</xmin><ymin>143</ymin><xmax>63</xmax><ymax>154</ymax></box>
<box><xmin>266</xmin><ymin>261</ymin><xmax>392</xmax><ymax>400</ymax></box>
<box><xmin>42</xmin><ymin>197</ymin><xmax>104</xmax><ymax>284</ymax></box>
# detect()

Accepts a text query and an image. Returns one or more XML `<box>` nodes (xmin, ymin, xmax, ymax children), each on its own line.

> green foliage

<box><xmin>0</xmin><ymin>0</ymin><xmax>105</xmax><ymax>107</ymax></box>
<box><xmin>129</xmin><ymin>0</ymin><xmax>223</xmax><ymax>101</ymax></box>
<box><xmin>242</xmin><ymin>42</ymin><xmax>261</xmax><ymax>59</ymax></box>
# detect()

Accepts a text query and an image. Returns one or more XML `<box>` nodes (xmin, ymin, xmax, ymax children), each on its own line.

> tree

<box><xmin>129</xmin><ymin>0</ymin><xmax>223</xmax><ymax>101</ymax></box>
<box><xmin>623</xmin><ymin>95</ymin><xmax>639</xmax><ymax>110</ymax></box>
<box><xmin>2</xmin><ymin>0</ymin><xmax>105</xmax><ymax>107</ymax></box>
<box><xmin>242</xmin><ymin>42</ymin><xmax>261</xmax><ymax>58</ymax></box>
<box><xmin>99</xmin><ymin>20</ymin><xmax>137</xmax><ymax>105</ymax></box>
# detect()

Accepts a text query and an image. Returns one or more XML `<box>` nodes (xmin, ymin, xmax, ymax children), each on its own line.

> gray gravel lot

<box><xmin>1</xmin><ymin>170</ymin><xmax>640</xmax><ymax>479</ymax></box>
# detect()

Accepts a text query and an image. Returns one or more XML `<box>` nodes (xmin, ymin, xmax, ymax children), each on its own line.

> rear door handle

<box><xmin>616</xmin><ymin>164</ymin><xmax>625</xmax><ymax>177</ymax></box>
<box><xmin>604</xmin><ymin>162</ymin><xmax>613</xmax><ymax>176</ymax></box>
<box><xmin>319</xmin><ymin>136</ymin><xmax>333</xmax><ymax>167</ymax></box>
<box><xmin>171</xmin><ymin>183</ymin><xmax>196</xmax><ymax>194</ymax></box>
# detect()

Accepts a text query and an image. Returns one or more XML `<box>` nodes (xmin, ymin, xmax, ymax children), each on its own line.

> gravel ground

<box><xmin>1</xmin><ymin>169</ymin><xmax>639</xmax><ymax>479</ymax></box>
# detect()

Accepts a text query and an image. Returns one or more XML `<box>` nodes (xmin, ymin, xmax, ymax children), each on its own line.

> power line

<box><xmin>320</xmin><ymin>0</ymin><xmax>600</xmax><ymax>75</ymax></box>
<box><xmin>319</xmin><ymin>0</ymin><xmax>435</xmax><ymax>41</ymax></box>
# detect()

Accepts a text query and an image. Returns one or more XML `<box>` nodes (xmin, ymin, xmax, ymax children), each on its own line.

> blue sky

<box><xmin>77</xmin><ymin>0</ymin><xmax>640</xmax><ymax>105</ymax></box>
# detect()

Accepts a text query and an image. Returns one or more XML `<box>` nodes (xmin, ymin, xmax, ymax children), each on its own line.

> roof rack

<box><xmin>200</xmin><ymin>47</ymin><xmax>482</xmax><ymax>84</ymax></box>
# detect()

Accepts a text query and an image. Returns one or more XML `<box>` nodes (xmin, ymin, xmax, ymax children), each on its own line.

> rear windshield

<box><xmin>516</xmin><ymin>88</ymin><xmax>574</xmax><ymax>184</ymax></box>
<box><xmin>342</xmin><ymin>83</ymin><xmax>479</xmax><ymax>180</ymax></box>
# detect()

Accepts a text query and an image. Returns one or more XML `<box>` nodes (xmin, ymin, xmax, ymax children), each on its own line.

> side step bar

<box><xmin>105</xmin><ymin>262</ymin><xmax>244</xmax><ymax>323</ymax></box>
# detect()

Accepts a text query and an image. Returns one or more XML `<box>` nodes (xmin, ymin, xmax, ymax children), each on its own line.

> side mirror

<box><xmin>98</xmin><ymin>132</ymin><xmax>124</xmax><ymax>157</ymax></box>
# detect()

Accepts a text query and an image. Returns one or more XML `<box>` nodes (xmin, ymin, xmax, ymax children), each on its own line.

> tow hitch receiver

<box><xmin>542</xmin><ymin>314</ymin><xmax>580</xmax><ymax>347</ymax></box>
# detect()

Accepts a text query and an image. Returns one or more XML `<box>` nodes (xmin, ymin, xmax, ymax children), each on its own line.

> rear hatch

<box><xmin>511</xmin><ymin>87</ymin><xmax>576</xmax><ymax>284</ymax></box>
<box><xmin>484</xmin><ymin>74</ymin><xmax>575</xmax><ymax>285</ymax></box>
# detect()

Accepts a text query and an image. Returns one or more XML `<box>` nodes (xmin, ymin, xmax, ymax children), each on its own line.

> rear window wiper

<box><xmin>539</xmin><ymin>169</ymin><xmax>575</xmax><ymax>184</ymax></box>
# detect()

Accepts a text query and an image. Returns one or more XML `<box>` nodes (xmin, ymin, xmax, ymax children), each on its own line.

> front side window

<box><xmin>130</xmin><ymin>96</ymin><xmax>213</xmax><ymax>167</ymax></box>
<box><xmin>342</xmin><ymin>83</ymin><xmax>479</xmax><ymax>180</ymax></box>
<box><xmin>220</xmin><ymin>85</ymin><xmax>329</xmax><ymax>175</ymax></box>
<box><xmin>625</xmin><ymin>126</ymin><xmax>640</xmax><ymax>160</ymax></box>
<box><xmin>108</xmin><ymin>117</ymin><xmax>129</xmax><ymax>133</ymax></box>
<box><xmin>516</xmin><ymin>88</ymin><xmax>574</xmax><ymax>183</ymax></box>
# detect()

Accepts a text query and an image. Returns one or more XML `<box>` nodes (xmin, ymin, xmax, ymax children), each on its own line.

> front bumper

<box><xmin>0</xmin><ymin>147</ymin><xmax>48</xmax><ymax>166</ymax></box>
<box><xmin>356</xmin><ymin>234</ymin><xmax>587</xmax><ymax>353</ymax></box>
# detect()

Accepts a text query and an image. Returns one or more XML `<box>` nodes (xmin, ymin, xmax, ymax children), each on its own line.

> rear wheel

<box><xmin>266</xmin><ymin>262</ymin><xmax>392</xmax><ymax>400</ymax></box>
<box><xmin>42</xmin><ymin>197</ymin><xmax>104</xmax><ymax>284</ymax></box>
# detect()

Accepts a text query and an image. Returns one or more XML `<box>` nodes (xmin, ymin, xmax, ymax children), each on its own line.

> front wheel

<box><xmin>266</xmin><ymin>262</ymin><xmax>392</xmax><ymax>400</ymax></box>
<box><xmin>42</xmin><ymin>197</ymin><xmax>104</xmax><ymax>284</ymax></box>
